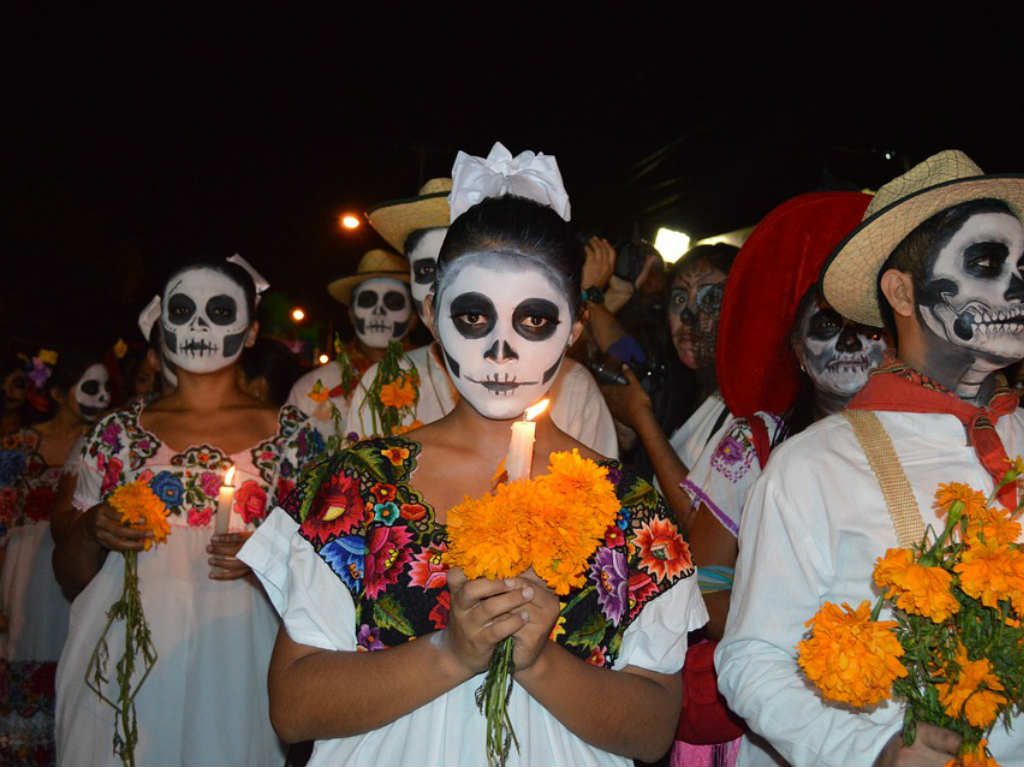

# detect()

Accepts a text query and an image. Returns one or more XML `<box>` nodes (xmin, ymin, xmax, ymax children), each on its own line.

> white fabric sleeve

<box><xmin>239</xmin><ymin>507</ymin><xmax>357</xmax><ymax>652</ymax></box>
<box><xmin>613</xmin><ymin>574</ymin><xmax>708</xmax><ymax>674</ymax></box>
<box><xmin>715</xmin><ymin>464</ymin><xmax>902</xmax><ymax>767</ymax></box>
<box><xmin>71</xmin><ymin>437</ymin><xmax>102</xmax><ymax>513</ymax></box>
<box><xmin>552</xmin><ymin>361</ymin><xmax>620</xmax><ymax>460</ymax></box>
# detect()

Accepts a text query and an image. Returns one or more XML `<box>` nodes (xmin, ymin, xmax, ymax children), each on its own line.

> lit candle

<box><xmin>505</xmin><ymin>399</ymin><xmax>549</xmax><ymax>481</ymax></box>
<box><xmin>215</xmin><ymin>466</ymin><xmax>236</xmax><ymax>535</ymax></box>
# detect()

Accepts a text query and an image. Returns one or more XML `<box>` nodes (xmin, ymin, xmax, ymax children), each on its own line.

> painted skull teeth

<box><xmin>468</xmin><ymin>372</ymin><xmax>539</xmax><ymax>396</ymax></box>
<box><xmin>826</xmin><ymin>353</ymin><xmax>872</xmax><ymax>372</ymax></box>
<box><xmin>181</xmin><ymin>339</ymin><xmax>220</xmax><ymax>355</ymax></box>
<box><xmin>957</xmin><ymin>302</ymin><xmax>1024</xmax><ymax>331</ymax></box>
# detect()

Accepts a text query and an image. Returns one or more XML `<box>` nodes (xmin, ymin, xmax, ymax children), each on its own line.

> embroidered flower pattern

<box><xmin>282</xmin><ymin>436</ymin><xmax>695</xmax><ymax>668</ymax></box>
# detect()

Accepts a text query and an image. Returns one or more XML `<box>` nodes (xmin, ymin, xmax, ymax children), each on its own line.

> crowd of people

<box><xmin>1</xmin><ymin>141</ymin><xmax>1022</xmax><ymax>767</ymax></box>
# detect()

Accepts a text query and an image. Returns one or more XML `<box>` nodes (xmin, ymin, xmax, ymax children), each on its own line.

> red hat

<box><xmin>717</xmin><ymin>191</ymin><xmax>873</xmax><ymax>419</ymax></box>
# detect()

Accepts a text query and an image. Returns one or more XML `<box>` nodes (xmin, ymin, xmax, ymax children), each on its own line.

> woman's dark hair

<box><xmin>48</xmin><ymin>346</ymin><xmax>106</xmax><ymax>395</ymax></box>
<box><xmin>437</xmin><ymin>195</ymin><xmax>585</xmax><ymax>316</ymax></box>
<box><xmin>165</xmin><ymin>258</ymin><xmax>259</xmax><ymax>320</ymax></box>
<box><xmin>239</xmin><ymin>338</ymin><xmax>302</xmax><ymax>408</ymax></box>
<box><xmin>774</xmin><ymin>284</ymin><xmax>822</xmax><ymax>446</ymax></box>
<box><xmin>667</xmin><ymin>242</ymin><xmax>740</xmax><ymax>285</ymax></box>
<box><xmin>875</xmin><ymin>198</ymin><xmax>1014</xmax><ymax>339</ymax></box>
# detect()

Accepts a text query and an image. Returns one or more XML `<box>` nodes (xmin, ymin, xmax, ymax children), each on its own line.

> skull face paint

<box><xmin>436</xmin><ymin>253</ymin><xmax>573</xmax><ymax>419</ymax></box>
<box><xmin>351</xmin><ymin>278</ymin><xmax>412</xmax><ymax>349</ymax></box>
<box><xmin>74</xmin><ymin>363</ymin><xmax>111</xmax><ymax>421</ymax></box>
<box><xmin>407</xmin><ymin>228</ymin><xmax>447</xmax><ymax>320</ymax></box>
<box><xmin>161</xmin><ymin>267</ymin><xmax>251</xmax><ymax>374</ymax></box>
<box><xmin>667</xmin><ymin>259</ymin><xmax>727</xmax><ymax>371</ymax></box>
<box><xmin>794</xmin><ymin>296</ymin><xmax>887</xmax><ymax>398</ymax></box>
<box><xmin>917</xmin><ymin>211</ymin><xmax>1024</xmax><ymax>364</ymax></box>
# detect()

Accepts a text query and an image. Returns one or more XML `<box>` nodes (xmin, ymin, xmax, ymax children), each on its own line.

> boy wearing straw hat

<box><xmin>715</xmin><ymin>150</ymin><xmax>1024</xmax><ymax>766</ymax></box>
<box><xmin>285</xmin><ymin>248</ymin><xmax>415</xmax><ymax>442</ymax></box>
<box><xmin>347</xmin><ymin>172</ymin><xmax>620</xmax><ymax>458</ymax></box>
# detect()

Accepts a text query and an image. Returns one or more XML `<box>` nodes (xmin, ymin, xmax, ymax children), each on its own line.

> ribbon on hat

<box><xmin>448</xmin><ymin>141</ymin><xmax>571</xmax><ymax>223</ymax></box>
<box><xmin>138</xmin><ymin>294</ymin><xmax>162</xmax><ymax>340</ymax></box>
<box><xmin>227</xmin><ymin>253</ymin><xmax>271</xmax><ymax>305</ymax></box>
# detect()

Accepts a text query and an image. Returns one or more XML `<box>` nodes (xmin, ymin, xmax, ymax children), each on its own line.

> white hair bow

<box><xmin>448</xmin><ymin>141</ymin><xmax>571</xmax><ymax>223</ymax></box>
<box><xmin>227</xmin><ymin>253</ymin><xmax>271</xmax><ymax>305</ymax></box>
<box><xmin>137</xmin><ymin>294</ymin><xmax>162</xmax><ymax>341</ymax></box>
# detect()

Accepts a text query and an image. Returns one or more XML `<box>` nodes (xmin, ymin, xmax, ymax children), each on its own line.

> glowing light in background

<box><xmin>653</xmin><ymin>227</ymin><xmax>692</xmax><ymax>264</ymax></box>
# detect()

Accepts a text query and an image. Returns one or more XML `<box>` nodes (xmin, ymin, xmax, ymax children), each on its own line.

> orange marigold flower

<box><xmin>306</xmin><ymin>380</ymin><xmax>330</xmax><ymax>403</ymax></box>
<box><xmin>107</xmin><ymin>480</ymin><xmax>171</xmax><ymax>550</ymax></box>
<box><xmin>381</xmin><ymin>446</ymin><xmax>410</xmax><ymax>467</ymax></box>
<box><xmin>936</xmin><ymin>643</ymin><xmax>1006</xmax><ymax>729</ymax></box>
<box><xmin>797</xmin><ymin>600</ymin><xmax>906</xmax><ymax>708</ymax></box>
<box><xmin>956</xmin><ymin>541</ymin><xmax>1024</xmax><ymax>612</ymax></box>
<box><xmin>964</xmin><ymin>504</ymin><xmax>1022</xmax><ymax>548</ymax></box>
<box><xmin>873</xmin><ymin>548</ymin><xmax>959</xmax><ymax>623</ymax></box>
<box><xmin>934</xmin><ymin>482</ymin><xmax>988</xmax><ymax>519</ymax></box>
<box><xmin>953</xmin><ymin>739</ymin><xmax>998</xmax><ymax>767</ymax></box>
<box><xmin>380</xmin><ymin>378</ymin><xmax>417</xmax><ymax>410</ymax></box>
<box><xmin>392</xmin><ymin>419</ymin><xmax>424</xmax><ymax>436</ymax></box>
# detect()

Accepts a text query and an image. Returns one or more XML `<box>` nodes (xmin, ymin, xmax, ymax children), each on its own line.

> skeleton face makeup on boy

<box><xmin>351</xmin><ymin>278</ymin><xmax>412</xmax><ymax>349</ymax></box>
<box><xmin>407</xmin><ymin>228</ymin><xmax>447</xmax><ymax>321</ymax></box>
<box><xmin>434</xmin><ymin>251</ymin><xmax>576</xmax><ymax>420</ymax></box>
<box><xmin>793</xmin><ymin>293</ymin><xmax>887</xmax><ymax>398</ymax></box>
<box><xmin>74</xmin><ymin>363</ymin><xmax>111</xmax><ymax>421</ymax></box>
<box><xmin>161</xmin><ymin>267</ymin><xmax>252</xmax><ymax>374</ymax></box>
<box><xmin>668</xmin><ymin>258</ymin><xmax>727</xmax><ymax>371</ymax></box>
<box><xmin>916</xmin><ymin>210</ymin><xmax>1024</xmax><ymax>366</ymax></box>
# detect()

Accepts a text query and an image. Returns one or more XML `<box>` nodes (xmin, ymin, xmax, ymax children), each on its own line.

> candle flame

<box><xmin>524</xmin><ymin>399</ymin><xmax>550</xmax><ymax>421</ymax></box>
<box><xmin>224</xmin><ymin>466</ymin><xmax>236</xmax><ymax>486</ymax></box>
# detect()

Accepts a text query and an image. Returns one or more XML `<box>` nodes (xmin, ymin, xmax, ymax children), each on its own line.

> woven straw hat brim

<box><xmin>823</xmin><ymin>173</ymin><xmax>1024</xmax><ymax>327</ymax></box>
<box><xmin>327</xmin><ymin>270</ymin><xmax>410</xmax><ymax>307</ymax></box>
<box><xmin>367</xmin><ymin>192</ymin><xmax>450</xmax><ymax>253</ymax></box>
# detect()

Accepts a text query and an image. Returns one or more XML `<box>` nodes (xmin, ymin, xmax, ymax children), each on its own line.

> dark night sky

<box><xmin>5</xmin><ymin>5</ymin><xmax>1024</xmax><ymax>356</ymax></box>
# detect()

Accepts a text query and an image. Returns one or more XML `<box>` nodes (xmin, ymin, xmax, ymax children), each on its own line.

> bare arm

<box><xmin>267</xmin><ymin>568</ymin><xmax>534</xmax><ymax>743</ymax></box>
<box><xmin>600</xmin><ymin>366</ymin><xmax>694</xmax><ymax>530</ymax></box>
<box><xmin>686</xmin><ymin>505</ymin><xmax>738</xmax><ymax>638</ymax></box>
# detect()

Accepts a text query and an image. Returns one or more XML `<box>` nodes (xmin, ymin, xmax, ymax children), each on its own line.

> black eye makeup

<box><xmin>695</xmin><ymin>283</ymin><xmax>724</xmax><ymax>315</ymax></box>
<box><xmin>513</xmin><ymin>298</ymin><xmax>561</xmax><ymax>341</ymax></box>
<box><xmin>412</xmin><ymin>259</ymin><xmax>436</xmax><ymax>285</ymax></box>
<box><xmin>206</xmin><ymin>295</ymin><xmax>238</xmax><ymax>325</ymax></box>
<box><xmin>356</xmin><ymin>290</ymin><xmax>379</xmax><ymax>308</ymax></box>
<box><xmin>808</xmin><ymin>308</ymin><xmax>843</xmax><ymax>340</ymax></box>
<box><xmin>450</xmin><ymin>292</ymin><xmax>497</xmax><ymax>339</ymax></box>
<box><xmin>963</xmin><ymin>241</ymin><xmax>1009</xmax><ymax>278</ymax></box>
<box><xmin>167</xmin><ymin>294</ymin><xmax>196</xmax><ymax>324</ymax></box>
<box><xmin>383</xmin><ymin>291</ymin><xmax>407</xmax><ymax>311</ymax></box>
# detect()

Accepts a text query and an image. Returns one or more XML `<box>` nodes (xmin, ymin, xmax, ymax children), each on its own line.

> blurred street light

<box><xmin>339</xmin><ymin>213</ymin><xmax>361</xmax><ymax>231</ymax></box>
<box><xmin>291</xmin><ymin>307</ymin><xmax>306</xmax><ymax>322</ymax></box>
<box><xmin>318</xmin><ymin>353</ymin><xmax>329</xmax><ymax>364</ymax></box>
<box><xmin>653</xmin><ymin>227</ymin><xmax>691</xmax><ymax>264</ymax></box>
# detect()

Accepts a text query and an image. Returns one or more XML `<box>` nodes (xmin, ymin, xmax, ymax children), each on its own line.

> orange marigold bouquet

<box><xmin>797</xmin><ymin>468</ymin><xmax>1024</xmax><ymax>766</ymax></box>
<box><xmin>359</xmin><ymin>340</ymin><xmax>420</xmax><ymax>439</ymax></box>
<box><xmin>445</xmin><ymin>449</ymin><xmax>621</xmax><ymax>767</ymax></box>
<box><xmin>86</xmin><ymin>480</ymin><xmax>171</xmax><ymax>767</ymax></box>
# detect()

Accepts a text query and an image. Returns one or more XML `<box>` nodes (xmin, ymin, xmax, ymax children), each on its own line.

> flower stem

<box><xmin>475</xmin><ymin>636</ymin><xmax>519</xmax><ymax>767</ymax></box>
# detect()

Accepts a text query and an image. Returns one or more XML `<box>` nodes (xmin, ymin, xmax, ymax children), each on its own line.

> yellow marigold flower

<box><xmin>956</xmin><ymin>541</ymin><xmax>1024</xmax><ymax>612</ymax></box>
<box><xmin>873</xmin><ymin>548</ymin><xmax>959</xmax><ymax>623</ymax></box>
<box><xmin>934</xmin><ymin>482</ymin><xmax>988</xmax><ymax>519</ymax></box>
<box><xmin>797</xmin><ymin>600</ymin><xmax>906</xmax><ymax>708</ymax></box>
<box><xmin>107</xmin><ymin>481</ymin><xmax>170</xmax><ymax>551</ymax></box>
<box><xmin>965</xmin><ymin>504</ymin><xmax>1022</xmax><ymax>548</ymax></box>
<box><xmin>380</xmin><ymin>378</ymin><xmax>417</xmax><ymax>410</ymax></box>
<box><xmin>392</xmin><ymin>419</ymin><xmax>424</xmax><ymax>436</ymax></box>
<box><xmin>936</xmin><ymin>643</ymin><xmax>1006</xmax><ymax>729</ymax></box>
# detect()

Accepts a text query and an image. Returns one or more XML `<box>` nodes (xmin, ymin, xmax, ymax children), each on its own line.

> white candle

<box><xmin>215</xmin><ymin>466</ymin><xmax>236</xmax><ymax>535</ymax></box>
<box><xmin>505</xmin><ymin>399</ymin><xmax>549</xmax><ymax>482</ymax></box>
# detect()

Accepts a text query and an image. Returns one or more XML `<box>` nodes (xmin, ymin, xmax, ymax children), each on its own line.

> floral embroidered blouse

<box><xmin>73</xmin><ymin>398</ymin><xmax>326</xmax><ymax>529</ymax></box>
<box><xmin>278</xmin><ymin>435</ymin><xmax>696</xmax><ymax>665</ymax></box>
<box><xmin>0</xmin><ymin>429</ymin><xmax>64</xmax><ymax>543</ymax></box>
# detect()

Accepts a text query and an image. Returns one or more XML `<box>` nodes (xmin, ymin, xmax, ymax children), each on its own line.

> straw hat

<box><xmin>718</xmin><ymin>191</ymin><xmax>872</xmax><ymax>418</ymax></box>
<box><xmin>366</xmin><ymin>178</ymin><xmax>452</xmax><ymax>253</ymax></box>
<box><xmin>327</xmin><ymin>249</ymin><xmax>410</xmax><ymax>306</ymax></box>
<box><xmin>823</xmin><ymin>149</ymin><xmax>1024</xmax><ymax>327</ymax></box>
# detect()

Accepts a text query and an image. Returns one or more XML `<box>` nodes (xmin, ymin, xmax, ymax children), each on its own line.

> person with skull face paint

<box><xmin>715</xmin><ymin>151</ymin><xmax>1024</xmax><ymax>767</ymax></box>
<box><xmin>663</xmin><ymin>192</ymin><xmax>884</xmax><ymax>767</ymax></box>
<box><xmin>344</xmin><ymin>176</ymin><xmax>619</xmax><ymax>458</ymax></box>
<box><xmin>237</xmin><ymin>148</ymin><xmax>706</xmax><ymax>767</ymax></box>
<box><xmin>286</xmin><ymin>248</ymin><xmax>416</xmax><ymax>443</ymax></box>
<box><xmin>51</xmin><ymin>257</ymin><xmax>325</xmax><ymax>767</ymax></box>
<box><xmin>0</xmin><ymin>345</ymin><xmax>110</xmax><ymax>766</ymax></box>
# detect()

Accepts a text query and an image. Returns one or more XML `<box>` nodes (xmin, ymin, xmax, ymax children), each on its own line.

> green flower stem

<box><xmin>475</xmin><ymin>635</ymin><xmax>519</xmax><ymax>767</ymax></box>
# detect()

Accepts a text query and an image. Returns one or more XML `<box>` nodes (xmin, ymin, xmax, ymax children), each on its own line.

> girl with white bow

<box><xmin>238</xmin><ymin>144</ymin><xmax>707</xmax><ymax>766</ymax></box>
<box><xmin>51</xmin><ymin>255</ymin><xmax>325</xmax><ymax>767</ymax></box>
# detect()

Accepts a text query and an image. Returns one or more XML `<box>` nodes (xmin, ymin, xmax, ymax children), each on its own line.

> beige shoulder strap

<box><xmin>842</xmin><ymin>410</ymin><xmax>926</xmax><ymax>547</ymax></box>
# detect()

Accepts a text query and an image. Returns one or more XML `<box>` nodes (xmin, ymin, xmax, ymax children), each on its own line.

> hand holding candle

<box><xmin>215</xmin><ymin>466</ymin><xmax>236</xmax><ymax>535</ymax></box>
<box><xmin>505</xmin><ymin>399</ymin><xmax>549</xmax><ymax>481</ymax></box>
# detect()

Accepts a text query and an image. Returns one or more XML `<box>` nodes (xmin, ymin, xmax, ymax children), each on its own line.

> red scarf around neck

<box><xmin>847</xmin><ymin>361</ymin><xmax>1021</xmax><ymax>510</ymax></box>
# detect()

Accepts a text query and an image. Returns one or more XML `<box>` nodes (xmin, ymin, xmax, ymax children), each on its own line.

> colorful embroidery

<box><xmin>282</xmin><ymin>437</ymin><xmax>695</xmax><ymax>669</ymax></box>
<box><xmin>0</xmin><ymin>429</ymin><xmax>63</xmax><ymax>539</ymax></box>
